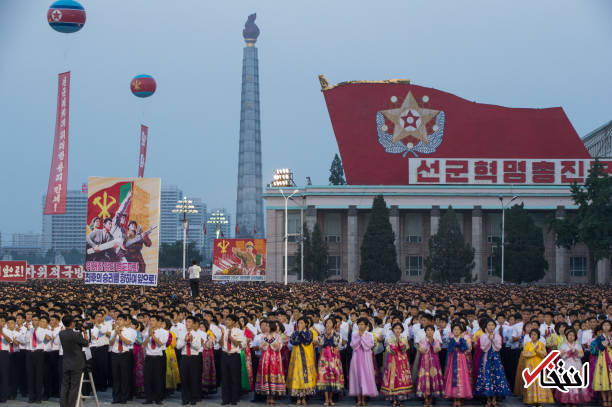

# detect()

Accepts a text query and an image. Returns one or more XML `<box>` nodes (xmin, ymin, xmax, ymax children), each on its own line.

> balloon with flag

<box><xmin>130</xmin><ymin>74</ymin><xmax>156</xmax><ymax>98</ymax></box>
<box><xmin>48</xmin><ymin>0</ymin><xmax>86</xmax><ymax>33</ymax></box>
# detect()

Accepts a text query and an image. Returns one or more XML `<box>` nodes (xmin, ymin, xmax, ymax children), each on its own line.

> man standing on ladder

<box><xmin>59</xmin><ymin>316</ymin><xmax>89</xmax><ymax>407</ymax></box>
<box><xmin>187</xmin><ymin>260</ymin><xmax>201</xmax><ymax>298</ymax></box>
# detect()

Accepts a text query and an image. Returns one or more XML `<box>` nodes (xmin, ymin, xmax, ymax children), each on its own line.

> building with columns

<box><xmin>263</xmin><ymin>79</ymin><xmax>611</xmax><ymax>284</ymax></box>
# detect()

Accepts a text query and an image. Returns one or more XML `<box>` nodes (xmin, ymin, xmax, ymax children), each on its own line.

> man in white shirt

<box><xmin>1</xmin><ymin>316</ymin><xmax>21</xmax><ymax>401</ymax></box>
<box><xmin>109</xmin><ymin>314</ymin><xmax>137</xmax><ymax>404</ymax></box>
<box><xmin>26</xmin><ymin>315</ymin><xmax>51</xmax><ymax>403</ymax></box>
<box><xmin>187</xmin><ymin>260</ymin><xmax>201</xmax><ymax>298</ymax></box>
<box><xmin>90</xmin><ymin>311</ymin><xmax>111</xmax><ymax>392</ymax></box>
<box><xmin>143</xmin><ymin>315</ymin><xmax>169</xmax><ymax>405</ymax></box>
<box><xmin>44</xmin><ymin>314</ymin><xmax>62</xmax><ymax>399</ymax></box>
<box><xmin>220</xmin><ymin>315</ymin><xmax>247</xmax><ymax>405</ymax></box>
<box><xmin>176</xmin><ymin>316</ymin><xmax>203</xmax><ymax>405</ymax></box>
<box><xmin>539</xmin><ymin>312</ymin><xmax>555</xmax><ymax>340</ymax></box>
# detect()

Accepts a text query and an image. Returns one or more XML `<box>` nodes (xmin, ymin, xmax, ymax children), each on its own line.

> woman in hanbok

<box><xmin>200</xmin><ymin>319</ymin><xmax>217</xmax><ymax>395</ymax></box>
<box><xmin>554</xmin><ymin>329</ymin><xmax>591</xmax><ymax>406</ymax></box>
<box><xmin>459</xmin><ymin>320</ymin><xmax>473</xmax><ymax>382</ymax></box>
<box><xmin>471</xmin><ymin>319</ymin><xmax>487</xmax><ymax>387</ymax></box>
<box><xmin>278</xmin><ymin>323</ymin><xmax>290</xmax><ymax>377</ymax></box>
<box><xmin>443</xmin><ymin>323</ymin><xmax>472</xmax><ymax>407</ymax></box>
<box><xmin>316</xmin><ymin>318</ymin><xmax>344</xmax><ymax>405</ymax></box>
<box><xmin>522</xmin><ymin>329</ymin><xmax>554</xmax><ymax>406</ymax></box>
<box><xmin>238</xmin><ymin>316</ymin><xmax>254</xmax><ymax>392</ymax></box>
<box><xmin>514</xmin><ymin>321</ymin><xmax>536</xmax><ymax>397</ymax></box>
<box><xmin>287</xmin><ymin>317</ymin><xmax>317</xmax><ymax>405</ymax></box>
<box><xmin>255</xmin><ymin>321</ymin><xmax>286</xmax><ymax>404</ymax></box>
<box><xmin>381</xmin><ymin>323</ymin><xmax>413</xmax><ymax>406</ymax></box>
<box><xmin>372</xmin><ymin>317</ymin><xmax>385</xmax><ymax>387</ymax></box>
<box><xmin>591</xmin><ymin>320</ymin><xmax>612</xmax><ymax>407</ymax></box>
<box><xmin>349</xmin><ymin>317</ymin><xmax>378</xmax><ymax>406</ymax></box>
<box><xmin>132</xmin><ymin>321</ymin><xmax>145</xmax><ymax>398</ymax></box>
<box><xmin>474</xmin><ymin>320</ymin><xmax>511</xmax><ymax>407</ymax></box>
<box><xmin>416</xmin><ymin>325</ymin><xmax>443</xmax><ymax>407</ymax></box>
<box><xmin>546</xmin><ymin>322</ymin><xmax>568</xmax><ymax>351</ymax></box>
<box><xmin>164</xmin><ymin>319</ymin><xmax>180</xmax><ymax>393</ymax></box>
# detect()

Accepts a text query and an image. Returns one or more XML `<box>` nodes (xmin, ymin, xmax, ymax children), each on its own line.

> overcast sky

<box><xmin>1</xmin><ymin>0</ymin><xmax>611</xmax><ymax>236</ymax></box>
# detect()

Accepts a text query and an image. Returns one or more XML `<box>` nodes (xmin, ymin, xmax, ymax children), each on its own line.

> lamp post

<box><xmin>499</xmin><ymin>195</ymin><xmax>518</xmax><ymax>284</ymax></box>
<box><xmin>280</xmin><ymin>189</ymin><xmax>298</xmax><ymax>285</ymax></box>
<box><xmin>172</xmin><ymin>196</ymin><xmax>198</xmax><ymax>279</ymax></box>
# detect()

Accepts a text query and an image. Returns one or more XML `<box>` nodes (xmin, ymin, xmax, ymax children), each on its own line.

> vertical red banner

<box><xmin>44</xmin><ymin>72</ymin><xmax>70</xmax><ymax>214</ymax></box>
<box><xmin>138</xmin><ymin>124</ymin><xmax>148</xmax><ymax>177</ymax></box>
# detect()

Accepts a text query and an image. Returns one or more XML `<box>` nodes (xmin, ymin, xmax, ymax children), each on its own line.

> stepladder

<box><xmin>76</xmin><ymin>370</ymin><xmax>100</xmax><ymax>407</ymax></box>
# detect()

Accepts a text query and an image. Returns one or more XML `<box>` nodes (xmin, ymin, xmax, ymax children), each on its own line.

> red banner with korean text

<box><xmin>212</xmin><ymin>238</ymin><xmax>266</xmax><ymax>281</ymax></box>
<box><xmin>138</xmin><ymin>125</ymin><xmax>148</xmax><ymax>177</ymax></box>
<box><xmin>408</xmin><ymin>158</ymin><xmax>612</xmax><ymax>185</ymax></box>
<box><xmin>0</xmin><ymin>261</ymin><xmax>27</xmax><ymax>282</ymax></box>
<box><xmin>26</xmin><ymin>265</ymin><xmax>84</xmax><ymax>280</ymax></box>
<box><xmin>44</xmin><ymin>72</ymin><xmax>70</xmax><ymax>214</ymax></box>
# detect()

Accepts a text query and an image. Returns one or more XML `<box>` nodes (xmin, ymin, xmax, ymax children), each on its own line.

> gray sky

<box><xmin>1</xmin><ymin>0</ymin><xmax>611</xmax><ymax>236</ymax></box>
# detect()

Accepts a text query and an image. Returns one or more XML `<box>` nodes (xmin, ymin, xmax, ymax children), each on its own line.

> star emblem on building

<box><xmin>382</xmin><ymin>92</ymin><xmax>440</xmax><ymax>144</ymax></box>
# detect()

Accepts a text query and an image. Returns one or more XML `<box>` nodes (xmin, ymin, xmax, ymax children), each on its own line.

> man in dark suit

<box><xmin>59</xmin><ymin>316</ymin><xmax>88</xmax><ymax>407</ymax></box>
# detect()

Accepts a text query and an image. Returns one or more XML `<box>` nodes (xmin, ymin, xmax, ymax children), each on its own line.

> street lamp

<box><xmin>208</xmin><ymin>210</ymin><xmax>229</xmax><ymax>239</ymax></box>
<box><xmin>172</xmin><ymin>196</ymin><xmax>198</xmax><ymax>279</ymax></box>
<box><xmin>280</xmin><ymin>188</ymin><xmax>299</xmax><ymax>286</ymax></box>
<box><xmin>499</xmin><ymin>195</ymin><xmax>518</xmax><ymax>284</ymax></box>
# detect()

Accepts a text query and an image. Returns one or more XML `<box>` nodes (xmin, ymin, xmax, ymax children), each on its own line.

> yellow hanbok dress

<box><xmin>591</xmin><ymin>333</ymin><xmax>612</xmax><ymax>392</ymax></box>
<box><xmin>522</xmin><ymin>340</ymin><xmax>553</xmax><ymax>405</ymax></box>
<box><xmin>286</xmin><ymin>329</ymin><xmax>318</xmax><ymax>397</ymax></box>
<box><xmin>165</xmin><ymin>331</ymin><xmax>181</xmax><ymax>390</ymax></box>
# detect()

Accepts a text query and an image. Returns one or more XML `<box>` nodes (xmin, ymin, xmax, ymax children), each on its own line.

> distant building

<box><xmin>11</xmin><ymin>232</ymin><xmax>41</xmax><ymax>249</ymax></box>
<box><xmin>582</xmin><ymin>120</ymin><xmax>612</xmax><ymax>158</ymax></box>
<box><xmin>203</xmin><ymin>208</ymin><xmax>232</xmax><ymax>263</ymax></box>
<box><xmin>186</xmin><ymin>198</ymin><xmax>206</xmax><ymax>254</ymax></box>
<box><xmin>42</xmin><ymin>189</ymin><xmax>87</xmax><ymax>252</ymax></box>
<box><xmin>160</xmin><ymin>185</ymin><xmax>183</xmax><ymax>245</ymax></box>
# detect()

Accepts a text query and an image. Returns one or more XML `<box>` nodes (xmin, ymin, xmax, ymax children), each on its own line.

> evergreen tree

<box><xmin>550</xmin><ymin>160</ymin><xmax>611</xmax><ymax>283</ymax></box>
<box><xmin>306</xmin><ymin>224</ymin><xmax>328</xmax><ymax>281</ymax></box>
<box><xmin>329</xmin><ymin>153</ymin><xmax>346</xmax><ymax>185</ymax></box>
<box><xmin>424</xmin><ymin>206</ymin><xmax>474</xmax><ymax>282</ymax></box>
<box><xmin>293</xmin><ymin>222</ymin><xmax>311</xmax><ymax>279</ymax></box>
<box><xmin>492</xmin><ymin>204</ymin><xmax>548</xmax><ymax>283</ymax></box>
<box><xmin>359</xmin><ymin>195</ymin><xmax>401</xmax><ymax>282</ymax></box>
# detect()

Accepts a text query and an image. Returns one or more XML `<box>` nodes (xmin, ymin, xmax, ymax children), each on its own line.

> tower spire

<box><xmin>235</xmin><ymin>14</ymin><xmax>264</xmax><ymax>239</ymax></box>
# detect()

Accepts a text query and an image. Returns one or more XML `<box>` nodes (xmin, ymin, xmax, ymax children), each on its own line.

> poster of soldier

<box><xmin>212</xmin><ymin>238</ymin><xmax>266</xmax><ymax>281</ymax></box>
<box><xmin>84</xmin><ymin>177</ymin><xmax>161</xmax><ymax>286</ymax></box>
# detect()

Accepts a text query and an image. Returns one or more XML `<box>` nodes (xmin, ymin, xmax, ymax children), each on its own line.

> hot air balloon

<box><xmin>130</xmin><ymin>75</ymin><xmax>157</xmax><ymax>98</ymax></box>
<box><xmin>47</xmin><ymin>0</ymin><xmax>86</xmax><ymax>33</ymax></box>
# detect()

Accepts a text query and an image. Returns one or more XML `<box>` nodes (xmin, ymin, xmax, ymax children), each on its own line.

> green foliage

<box><xmin>492</xmin><ymin>204</ymin><xmax>548</xmax><ymax>283</ymax></box>
<box><xmin>550</xmin><ymin>160</ymin><xmax>612</xmax><ymax>282</ymax></box>
<box><xmin>329</xmin><ymin>153</ymin><xmax>346</xmax><ymax>185</ymax></box>
<box><xmin>424</xmin><ymin>206</ymin><xmax>474</xmax><ymax>283</ymax></box>
<box><xmin>359</xmin><ymin>195</ymin><xmax>401</xmax><ymax>282</ymax></box>
<box><xmin>159</xmin><ymin>241</ymin><xmax>202</xmax><ymax>268</ymax></box>
<box><xmin>305</xmin><ymin>223</ymin><xmax>328</xmax><ymax>281</ymax></box>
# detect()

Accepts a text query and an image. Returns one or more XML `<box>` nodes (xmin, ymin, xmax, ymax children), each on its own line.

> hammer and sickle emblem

<box><xmin>92</xmin><ymin>192</ymin><xmax>116</xmax><ymax>219</ymax></box>
<box><xmin>217</xmin><ymin>240</ymin><xmax>230</xmax><ymax>254</ymax></box>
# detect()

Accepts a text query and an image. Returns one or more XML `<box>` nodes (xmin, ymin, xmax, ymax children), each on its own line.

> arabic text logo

<box><xmin>522</xmin><ymin>350</ymin><xmax>589</xmax><ymax>393</ymax></box>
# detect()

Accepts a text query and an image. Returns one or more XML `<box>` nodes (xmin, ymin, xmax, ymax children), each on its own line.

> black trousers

<box><xmin>44</xmin><ymin>350</ymin><xmax>60</xmax><ymax>398</ymax></box>
<box><xmin>144</xmin><ymin>355</ymin><xmax>164</xmax><ymax>402</ymax></box>
<box><xmin>27</xmin><ymin>350</ymin><xmax>45</xmax><ymax>402</ymax></box>
<box><xmin>221</xmin><ymin>353</ymin><xmax>241</xmax><ymax>404</ymax></box>
<box><xmin>179</xmin><ymin>355</ymin><xmax>202</xmax><ymax>403</ymax></box>
<box><xmin>15</xmin><ymin>351</ymin><xmax>27</xmax><ymax>397</ymax></box>
<box><xmin>189</xmin><ymin>278</ymin><xmax>199</xmax><ymax>297</ymax></box>
<box><xmin>90</xmin><ymin>346</ymin><xmax>109</xmax><ymax>391</ymax></box>
<box><xmin>214</xmin><ymin>349</ymin><xmax>222</xmax><ymax>387</ymax></box>
<box><xmin>508</xmin><ymin>348</ymin><xmax>521</xmax><ymax>392</ymax></box>
<box><xmin>0</xmin><ymin>351</ymin><xmax>9</xmax><ymax>402</ymax></box>
<box><xmin>439</xmin><ymin>348</ymin><xmax>448</xmax><ymax>373</ymax></box>
<box><xmin>8</xmin><ymin>352</ymin><xmax>19</xmax><ymax>399</ymax></box>
<box><xmin>60</xmin><ymin>370</ymin><xmax>81</xmax><ymax>407</ymax></box>
<box><xmin>111</xmin><ymin>352</ymin><xmax>131</xmax><ymax>403</ymax></box>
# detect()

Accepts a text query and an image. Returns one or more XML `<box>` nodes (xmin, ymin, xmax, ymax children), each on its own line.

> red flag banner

<box><xmin>138</xmin><ymin>125</ymin><xmax>148</xmax><ymax>177</ymax></box>
<box><xmin>44</xmin><ymin>72</ymin><xmax>70</xmax><ymax>214</ymax></box>
<box><xmin>0</xmin><ymin>261</ymin><xmax>27</xmax><ymax>282</ymax></box>
<box><xmin>321</xmin><ymin>80</ymin><xmax>591</xmax><ymax>185</ymax></box>
<box><xmin>26</xmin><ymin>265</ymin><xmax>84</xmax><ymax>280</ymax></box>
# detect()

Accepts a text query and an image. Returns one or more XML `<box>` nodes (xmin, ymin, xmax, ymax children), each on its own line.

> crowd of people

<box><xmin>0</xmin><ymin>280</ymin><xmax>610</xmax><ymax>407</ymax></box>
